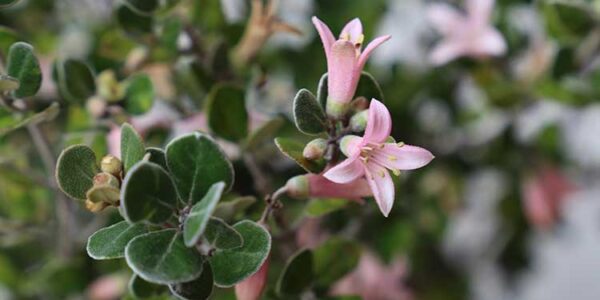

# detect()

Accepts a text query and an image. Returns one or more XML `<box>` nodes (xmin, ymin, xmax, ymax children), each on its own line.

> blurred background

<box><xmin>1</xmin><ymin>0</ymin><xmax>600</xmax><ymax>299</ymax></box>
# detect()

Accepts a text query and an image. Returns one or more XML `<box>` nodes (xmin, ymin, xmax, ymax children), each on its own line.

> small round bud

<box><xmin>303</xmin><ymin>138</ymin><xmax>328</xmax><ymax>160</ymax></box>
<box><xmin>86</xmin><ymin>185</ymin><xmax>121</xmax><ymax>205</ymax></box>
<box><xmin>101</xmin><ymin>155</ymin><xmax>122</xmax><ymax>176</ymax></box>
<box><xmin>349</xmin><ymin>109</ymin><xmax>368</xmax><ymax>132</ymax></box>
<box><xmin>285</xmin><ymin>175</ymin><xmax>309</xmax><ymax>199</ymax></box>
<box><xmin>351</xmin><ymin>96</ymin><xmax>369</xmax><ymax>111</ymax></box>
<box><xmin>93</xmin><ymin>172</ymin><xmax>120</xmax><ymax>188</ymax></box>
<box><xmin>97</xmin><ymin>70</ymin><xmax>125</xmax><ymax>102</ymax></box>
<box><xmin>85</xmin><ymin>198</ymin><xmax>109</xmax><ymax>213</ymax></box>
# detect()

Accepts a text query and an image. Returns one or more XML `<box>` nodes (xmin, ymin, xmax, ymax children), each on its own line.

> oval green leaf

<box><xmin>125</xmin><ymin>229</ymin><xmax>205</xmax><ymax>284</ymax></box>
<box><xmin>53</xmin><ymin>59</ymin><xmax>96</xmax><ymax>104</ymax></box>
<box><xmin>7</xmin><ymin>42</ymin><xmax>42</xmax><ymax>98</ymax></box>
<box><xmin>209</xmin><ymin>220</ymin><xmax>271</xmax><ymax>287</ymax></box>
<box><xmin>355</xmin><ymin>72</ymin><xmax>384</xmax><ymax>102</ymax></box>
<box><xmin>203</xmin><ymin>217</ymin><xmax>243</xmax><ymax>250</ymax></box>
<box><xmin>183</xmin><ymin>182</ymin><xmax>226</xmax><ymax>247</ymax></box>
<box><xmin>56</xmin><ymin>144</ymin><xmax>99</xmax><ymax>201</ymax></box>
<box><xmin>121</xmin><ymin>161</ymin><xmax>178</xmax><ymax>224</ymax></box>
<box><xmin>313</xmin><ymin>238</ymin><xmax>361</xmax><ymax>286</ymax></box>
<box><xmin>87</xmin><ymin>221</ymin><xmax>147</xmax><ymax>260</ymax></box>
<box><xmin>277</xmin><ymin>249</ymin><xmax>314</xmax><ymax>296</ymax></box>
<box><xmin>121</xmin><ymin>123</ymin><xmax>145</xmax><ymax>173</ymax></box>
<box><xmin>125</xmin><ymin>74</ymin><xmax>154</xmax><ymax>115</ymax></box>
<box><xmin>293</xmin><ymin>89</ymin><xmax>326</xmax><ymax>135</ymax></box>
<box><xmin>274</xmin><ymin>137</ymin><xmax>325</xmax><ymax>173</ymax></box>
<box><xmin>165</xmin><ymin>132</ymin><xmax>234</xmax><ymax>204</ymax></box>
<box><xmin>205</xmin><ymin>84</ymin><xmax>248</xmax><ymax>142</ymax></box>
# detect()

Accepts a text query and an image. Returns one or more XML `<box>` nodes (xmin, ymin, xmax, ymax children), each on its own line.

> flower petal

<box><xmin>340</xmin><ymin>18</ymin><xmax>363</xmax><ymax>43</ymax></box>
<box><xmin>365</xmin><ymin>163</ymin><xmax>394</xmax><ymax>217</ymax></box>
<box><xmin>363</xmin><ymin>99</ymin><xmax>392</xmax><ymax>143</ymax></box>
<box><xmin>308</xmin><ymin>174</ymin><xmax>372</xmax><ymax>201</ymax></box>
<box><xmin>426</xmin><ymin>3</ymin><xmax>464</xmax><ymax>34</ymax></box>
<box><xmin>358</xmin><ymin>35</ymin><xmax>391</xmax><ymax>69</ymax></box>
<box><xmin>466</xmin><ymin>0</ymin><xmax>494</xmax><ymax>25</ymax></box>
<box><xmin>372</xmin><ymin>144</ymin><xmax>434</xmax><ymax>171</ymax></box>
<box><xmin>470</xmin><ymin>27</ymin><xmax>506</xmax><ymax>57</ymax></box>
<box><xmin>328</xmin><ymin>40</ymin><xmax>360</xmax><ymax>103</ymax></box>
<box><xmin>429</xmin><ymin>39</ymin><xmax>465</xmax><ymax>65</ymax></box>
<box><xmin>323</xmin><ymin>156</ymin><xmax>364</xmax><ymax>184</ymax></box>
<box><xmin>312</xmin><ymin>16</ymin><xmax>336</xmax><ymax>59</ymax></box>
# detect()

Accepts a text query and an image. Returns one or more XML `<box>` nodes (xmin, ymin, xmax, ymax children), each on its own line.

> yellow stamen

<box><xmin>356</xmin><ymin>34</ymin><xmax>364</xmax><ymax>45</ymax></box>
<box><xmin>388</xmin><ymin>155</ymin><xmax>397</xmax><ymax>162</ymax></box>
<box><xmin>341</xmin><ymin>32</ymin><xmax>350</xmax><ymax>41</ymax></box>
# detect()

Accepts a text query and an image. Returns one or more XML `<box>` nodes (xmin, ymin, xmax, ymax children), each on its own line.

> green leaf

<box><xmin>129</xmin><ymin>274</ymin><xmax>168</xmax><ymax>299</ymax></box>
<box><xmin>183</xmin><ymin>182</ymin><xmax>226</xmax><ymax>247</ymax></box>
<box><xmin>274</xmin><ymin>137</ymin><xmax>325</xmax><ymax>173</ymax></box>
<box><xmin>124</xmin><ymin>0</ymin><xmax>159</xmax><ymax>15</ymax></box>
<box><xmin>212</xmin><ymin>196</ymin><xmax>256</xmax><ymax>222</ymax></box>
<box><xmin>121</xmin><ymin>161</ymin><xmax>178</xmax><ymax>224</ymax></box>
<box><xmin>165</xmin><ymin>132</ymin><xmax>234</xmax><ymax>204</ymax></box>
<box><xmin>0</xmin><ymin>102</ymin><xmax>60</xmax><ymax>136</ymax></box>
<box><xmin>244</xmin><ymin>117</ymin><xmax>284</xmax><ymax>150</ymax></box>
<box><xmin>203</xmin><ymin>218</ymin><xmax>243</xmax><ymax>250</ymax></box>
<box><xmin>543</xmin><ymin>1</ymin><xmax>594</xmax><ymax>44</ymax></box>
<box><xmin>317</xmin><ymin>73</ymin><xmax>328</xmax><ymax>109</ymax></box>
<box><xmin>125</xmin><ymin>229</ymin><xmax>205</xmax><ymax>284</ymax></box>
<box><xmin>56</xmin><ymin>144</ymin><xmax>99</xmax><ymax>201</ymax></box>
<box><xmin>0</xmin><ymin>0</ymin><xmax>19</xmax><ymax>9</ymax></box>
<box><xmin>116</xmin><ymin>4</ymin><xmax>154</xmax><ymax>37</ymax></box>
<box><xmin>276</xmin><ymin>249</ymin><xmax>314</xmax><ymax>296</ymax></box>
<box><xmin>145</xmin><ymin>147</ymin><xmax>168</xmax><ymax>171</ymax></box>
<box><xmin>0</xmin><ymin>75</ymin><xmax>19</xmax><ymax>92</ymax></box>
<box><xmin>305</xmin><ymin>198</ymin><xmax>349</xmax><ymax>217</ymax></box>
<box><xmin>121</xmin><ymin>123</ymin><xmax>145</xmax><ymax>172</ymax></box>
<box><xmin>209</xmin><ymin>220</ymin><xmax>271</xmax><ymax>287</ymax></box>
<box><xmin>355</xmin><ymin>71</ymin><xmax>384</xmax><ymax>102</ymax></box>
<box><xmin>293</xmin><ymin>89</ymin><xmax>327</xmax><ymax>135</ymax></box>
<box><xmin>205</xmin><ymin>84</ymin><xmax>248</xmax><ymax>142</ymax></box>
<box><xmin>6</xmin><ymin>42</ymin><xmax>42</xmax><ymax>98</ymax></box>
<box><xmin>169</xmin><ymin>262</ymin><xmax>214</xmax><ymax>300</ymax></box>
<box><xmin>53</xmin><ymin>59</ymin><xmax>96</xmax><ymax>104</ymax></box>
<box><xmin>125</xmin><ymin>74</ymin><xmax>154</xmax><ymax>115</ymax></box>
<box><xmin>313</xmin><ymin>238</ymin><xmax>361</xmax><ymax>286</ymax></box>
<box><xmin>87</xmin><ymin>221</ymin><xmax>147</xmax><ymax>260</ymax></box>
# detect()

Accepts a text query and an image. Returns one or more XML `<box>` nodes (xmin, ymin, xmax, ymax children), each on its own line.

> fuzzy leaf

<box><xmin>128</xmin><ymin>274</ymin><xmax>168</xmax><ymax>299</ymax></box>
<box><xmin>209</xmin><ymin>220</ymin><xmax>271</xmax><ymax>287</ymax></box>
<box><xmin>121</xmin><ymin>161</ymin><xmax>178</xmax><ymax>224</ymax></box>
<box><xmin>125</xmin><ymin>74</ymin><xmax>154</xmax><ymax>115</ymax></box>
<box><xmin>121</xmin><ymin>123</ymin><xmax>145</xmax><ymax>172</ymax></box>
<box><xmin>274</xmin><ymin>137</ymin><xmax>325</xmax><ymax>173</ymax></box>
<box><xmin>205</xmin><ymin>84</ymin><xmax>248</xmax><ymax>142</ymax></box>
<box><xmin>87</xmin><ymin>221</ymin><xmax>147</xmax><ymax>260</ymax></box>
<box><xmin>183</xmin><ymin>182</ymin><xmax>226</xmax><ymax>247</ymax></box>
<box><xmin>203</xmin><ymin>217</ymin><xmax>243</xmax><ymax>250</ymax></box>
<box><xmin>124</xmin><ymin>0</ymin><xmax>159</xmax><ymax>15</ymax></box>
<box><xmin>355</xmin><ymin>71</ymin><xmax>384</xmax><ymax>102</ymax></box>
<box><xmin>56</xmin><ymin>144</ymin><xmax>99</xmax><ymax>201</ymax></box>
<box><xmin>165</xmin><ymin>132</ymin><xmax>234</xmax><ymax>204</ymax></box>
<box><xmin>6</xmin><ymin>42</ymin><xmax>41</xmax><ymax>98</ymax></box>
<box><xmin>293</xmin><ymin>89</ymin><xmax>327</xmax><ymax>135</ymax></box>
<box><xmin>125</xmin><ymin>229</ymin><xmax>205</xmax><ymax>284</ymax></box>
<box><xmin>116</xmin><ymin>4</ymin><xmax>154</xmax><ymax>37</ymax></box>
<box><xmin>145</xmin><ymin>147</ymin><xmax>168</xmax><ymax>171</ymax></box>
<box><xmin>53</xmin><ymin>59</ymin><xmax>95</xmax><ymax>104</ymax></box>
<box><xmin>276</xmin><ymin>249</ymin><xmax>314</xmax><ymax>296</ymax></box>
<box><xmin>313</xmin><ymin>238</ymin><xmax>361</xmax><ymax>286</ymax></box>
<box><xmin>169</xmin><ymin>262</ymin><xmax>214</xmax><ymax>300</ymax></box>
<box><xmin>317</xmin><ymin>73</ymin><xmax>328</xmax><ymax>109</ymax></box>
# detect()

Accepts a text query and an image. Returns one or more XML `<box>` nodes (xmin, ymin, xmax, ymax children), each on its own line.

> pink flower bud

<box><xmin>235</xmin><ymin>257</ymin><xmax>270</xmax><ymax>300</ymax></box>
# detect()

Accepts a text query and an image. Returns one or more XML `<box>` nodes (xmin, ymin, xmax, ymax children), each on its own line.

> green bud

<box><xmin>97</xmin><ymin>70</ymin><xmax>125</xmax><ymax>102</ymax></box>
<box><xmin>93</xmin><ymin>172</ymin><xmax>120</xmax><ymax>189</ymax></box>
<box><xmin>86</xmin><ymin>185</ymin><xmax>121</xmax><ymax>205</ymax></box>
<box><xmin>285</xmin><ymin>175</ymin><xmax>309</xmax><ymax>199</ymax></box>
<box><xmin>349</xmin><ymin>109</ymin><xmax>368</xmax><ymax>132</ymax></box>
<box><xmin>303</xmin><ymin>138</ymin><xmax>328</xmax><ymax>160</ymax></box>
<box><xmin>101</xmin><ymin>155</ymin><xmax>122</xmax><ymax>176</ymax></box>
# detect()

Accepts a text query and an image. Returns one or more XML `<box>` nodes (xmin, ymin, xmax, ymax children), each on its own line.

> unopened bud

<box><xmin>101</xmin><ymin>155</ymin><xmax>122</xmax><ymax>176</ymax></box>
<box><xmin>93</xmin><ymin>172</ymin><xmax>120</xmax><ymax>189</ymax></box>
<box><xmin>97</xmin><ymin>70</ymin><xmax>125</xmax><ymax>102</ymax></box>
<box><xmin>351</xmin><ymin>96</ymin><xmax>369</xmax><ymax>111</ymax></box>
<box><xmin>85</xmin><ymin>198</ymin><xmax>109</xmax><ymax>213</ymax></box>
<box><xmin>285</xmin><ymin>175</ymin><xmax>309</xmax><ymax>199</ymax></box>
<box><xmin>86</xmin><ymin>185</ymin><xmax>121</xmax><ymax>205</ymax></box>
<box><xmin>349</xmin><ymin>109</ymin><xmax>368</xmax><ymax>132</ymax></box>
<box><xmin>303</xmin><ymin>138</ymin><xmax>328</xmax><ymax>160</ymax></box>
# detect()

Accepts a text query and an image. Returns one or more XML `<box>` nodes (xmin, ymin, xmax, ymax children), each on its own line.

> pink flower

<box><xmin>427</xmin><ymin>0</ymin><xmax>506</xmax><ymax>65</ymax></box>
<box><xmin>312</xmin><ymin>17</ymin><xmax>390</xmax><ymax>118</ymax></box>
<box><xmin>235</xmin><ymin>257</ymin><xmax>270</xmax><ymax>300</ymax></box>
<box><xmin>285</xmin><ymin>173</ymin><xmax>372</xmax><ymax>202</ymax></box>
<box><xmin>522</xmin><ymin>166</ymin><xmax>575</xmax><ymax>230</ymax></box>
<box><xmin>323</xmin><ymin>99</ymin><xmax>434</xmax><ymax>217</ymax></box>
